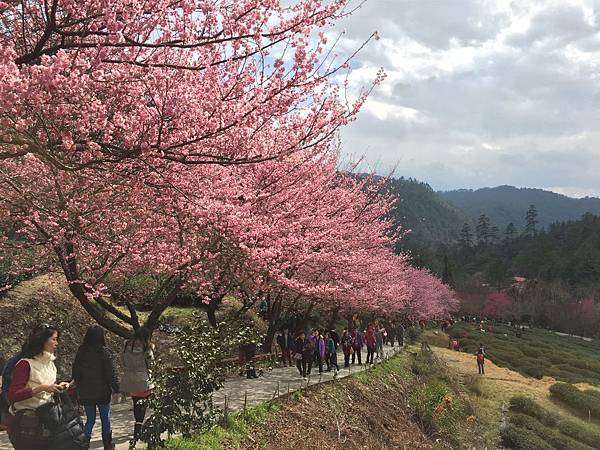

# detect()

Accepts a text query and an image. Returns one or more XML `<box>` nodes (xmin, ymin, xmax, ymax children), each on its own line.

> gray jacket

<box><xmin>120</xmin><ymin>341</ymin><xmax>154</xmax><ymax>394</ymax></box>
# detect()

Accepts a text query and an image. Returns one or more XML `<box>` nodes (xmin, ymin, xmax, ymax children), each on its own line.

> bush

<box><xmin>550</xmin><ymin>382</ymin><xmax>600</xmax><ymax>418</ymax></box>
<box><xmin>140</xmin><ymin>317</ymin><xmax>262</xmax><ymax>448</ymax></box>
<box><xmin>509</xmin><ymin>396</ymin><xmax>557</xmax><ymax>426</ymax></box>
<box><xmin>520</xmin><ymin>364</ymin><xmax>546</xmax><ymax>379</ymax></box>
<box><xmin>520</xmin><ymin>347</ymin><xmax>542</xmax><ymax>358</ymax></box>
<box><xmin>409</xmin><ymin>382</ymin><xmax>449</xmax><ymax>432</ymax></box>
<box><xmin>557</xmin><ymin>418</ymin><xmax>600</xmax><ymax>448</ymax></box>
<box><xmin>508</xmin><ymin>414</ymin><xmax>592</xmax><ymax>450</ymax></box>
<box><xmin>464</xmin><ymin>374</ymin><xmax>484</xmax><ymax>396</ymax></box>
<box><xmin>501</xmin><ymin>423</ymin><xmax>554</xmax><ymax>450</ymax></box>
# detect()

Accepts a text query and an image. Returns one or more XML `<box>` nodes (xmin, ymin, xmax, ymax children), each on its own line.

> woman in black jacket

<box><xmin>72</xmin><ymin>325</ymin><xmax>119</xmax><ymax>450</ymax></box>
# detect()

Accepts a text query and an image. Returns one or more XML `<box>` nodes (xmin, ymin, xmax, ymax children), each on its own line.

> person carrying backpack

<box><xmin>7</xmin><ymin>323</ymin><xmax>87</xmax><ymax>450</ymax></box>
<box><xmin>72</xmin><ymin>325</ymin><xmax>119</xmax><ymax>449</ymax></box>
<box><xmin>476</xmin><ymin>344</ymin><xmax>485</xmax><ymax>375</ymax></box>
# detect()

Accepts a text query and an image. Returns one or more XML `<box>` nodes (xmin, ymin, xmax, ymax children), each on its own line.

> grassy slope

<box><xmin>448</xmin><ymin>322</ymin><xmax>600</xmax><ymax>385</ymax></box>
<box><xmin>163</xmin><ymin>346</ymin><xmax>485</xmax><ymax>450</ymax></box>
<box><xmin>423</xmin><ymin>328</ymin><xmax>600</xmax><ymax>448</ymax></box>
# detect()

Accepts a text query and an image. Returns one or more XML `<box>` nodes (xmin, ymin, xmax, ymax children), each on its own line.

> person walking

<box><xmin>476</xmin><ymin>344</ymin><xmax>485</xmax><ymax>375</ymax></box>
<box><xmin>351</xmin><ymin>329</ymin><xmax>363</xmax><ymax>365</ymax></box>
<box><xmin>240</xmin><ymin>341</ymin><xmax>259</xmax><ymax>379</ymax></box>
<box><xmin>387</xmin><ymin>323</ymin><xmax>396</xmax><ymax>347</ymax></box>
<box><xmin>375</xmin><ymin>325</ymin><xmax>384</xmax><ymax>359</ymax></box>
<box><xmin>294</xmin><ymin>332</ymin><xmax>308</xmax><ymax>379</ymax></box>
<box><xmin>305</xmin><ymin>330</ymin><xmax>317</xmax><ymax>376</ymax></box>
<box><xmin>121</xmin><ymin>326</ymin><xmax>154</xmax><ymax>447</ymax></box>
<box><xmin>325</xmin><ymin>332</ymin><xmax>339</xmax><ymax>372</ymax></box>
<box><xmin>341</xmin><ymin>329</ymin><xmax>353</xmax><ymax>368</ymax></box>
<box><xmin>397</xmin><ymin>323</ymin><xmax>405</xmax><ymax>347</ymax></box>
<box><xmin>72</xmin><ymin>325</ymin><xmax>119</xmax><ymax>449</ymax></box>
<box><xmin>7</xmin><ymin>324</ymin><xmax>82</xmax><ymax>450</ymax></box>
<box><xmin>317</xmin><ymin>331</ymin><xmax>326</xmax><ymax>373</ymax></box>
<box><xmin>276</xmin><ymin>328</ymin><xmax>293</xmax><ymax>367</ymax></box>
<box><xmin>365</xmin><ymin>325</ymin><xmax>376</xmax><ymax>364</ymax></box>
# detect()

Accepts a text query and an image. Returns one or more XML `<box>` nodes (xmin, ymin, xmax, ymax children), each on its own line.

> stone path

<box><xmin>0</xmin><ymin>344</ymin><xmax>404</xmax><ymax>450</ymax></box>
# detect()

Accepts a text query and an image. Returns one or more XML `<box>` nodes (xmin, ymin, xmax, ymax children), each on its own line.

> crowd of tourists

<box><xmin>276</xmin><ymin>322</ymin><xmax>407</xmax><ymax>380</ymax></box>
<box><xmin>0</xmin><ymin>323</ymin><xmax>154</xmax><ymax>450</ymax></box>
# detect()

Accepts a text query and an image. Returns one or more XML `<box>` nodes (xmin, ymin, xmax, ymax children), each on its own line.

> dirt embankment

<box><xmin>234</xmin><ymin>370</ymin><xmax>433</xmax><ymax>450</ymax></box>
<box><xmin>0</xmin><ymin>273</ymin><xmax>126</xmax><ymax>380</ymax></box>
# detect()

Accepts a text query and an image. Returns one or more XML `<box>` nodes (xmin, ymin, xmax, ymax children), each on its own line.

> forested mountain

<box><xmin>439</xmin><ymin>186</ymin><xmax>600</xmax><ymax>229</ymax></box>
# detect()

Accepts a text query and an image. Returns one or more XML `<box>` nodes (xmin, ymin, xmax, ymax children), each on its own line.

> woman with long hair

<box><xmin>7</xmin><ymin>323</ymin><xmax>69</xmax><ymax>449</ymax></box>
<box><xmin>121</xmin><ymin>326</ymin><xmax>154</xmax><ymax>446</ymax></box>
<box><xmin>72</xmin><ymin>325</ymin><xmax>119</xmax><ymax>449</ymax></box>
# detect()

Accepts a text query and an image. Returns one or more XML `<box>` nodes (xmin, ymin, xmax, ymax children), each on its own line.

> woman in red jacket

<box><xmin>7</xmin><ymin>324</ymin><xmax>68</xmax><ymax>450</ymax></box>
<box><xmin>365</xmin><ymin>325</ymin><xmax>376</xmax><ymax>365</ymax></box>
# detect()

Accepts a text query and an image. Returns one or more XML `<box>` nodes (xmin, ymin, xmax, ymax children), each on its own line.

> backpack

<box><xmin>1</xmin><ymin>355</ymin><xmax>20</xmax><ymax>404</ymax></box>
<box><xmin>477</xmin><ymin>352</ymin><xmax>485</xmax><ymax>363</ymax></box>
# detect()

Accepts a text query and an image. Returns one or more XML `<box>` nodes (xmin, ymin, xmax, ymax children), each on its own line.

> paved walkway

<box><xmin>0</xmin><ymin>344</ymin><xmax>404</xmax><ymax>450</ymax></box>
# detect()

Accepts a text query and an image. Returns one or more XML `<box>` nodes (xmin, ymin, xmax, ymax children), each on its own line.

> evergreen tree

<box><xmin>442</xmin><ymin>254</ymin><xmax>454</xmax><ymax>287</ymax></box>
<box><xmin>505</xmin><ymin>222</ymin><xmax>517</xmax><ymax>240</ymax></box>
<box><xmin>459</xmin><ymin>223</ymin><xmax>473</xmax><ymax>247</ymax></box>
<box><xmin>525</xmin><ymin>204</ymin><xmax>539</xmax><ymax>236</ymax></box>
<box><xmin>476</xmin><ymin>214</ymin><xmax>491</xmax><ymax>244</ymax></box>
<box><xmin>489</xmin><ymin>225</ymin><xmax>500</xmax><ymax>243</ymax></box>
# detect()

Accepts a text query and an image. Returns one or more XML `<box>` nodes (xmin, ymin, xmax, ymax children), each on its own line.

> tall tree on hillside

<box><xmin>489</xmin><ymin>225</ymin><xmax>500</xmax><ymax>244</ymax></box>
<box><xmin>476</xmin><ymin>214</ymin><xmax>491</xmax><ymax>244</ymax></box>
<box><xmin>525</xmin><ymin>205</ymin><xmax>539</xmax><ymax>236</ymax></box>
<box><xmin>459</xmin><ymin>223</ymin><xmax>473</xmax><ymax>247</ymax></box>
<box><xmin>505</xmin><ymin>222</ymin><xmax>517</xmax><ymax>241</ymax></box>
<box><xmin>442</xmin><ymin>255</ymin><xmax>455</xmax><ymax>287</ymax></box>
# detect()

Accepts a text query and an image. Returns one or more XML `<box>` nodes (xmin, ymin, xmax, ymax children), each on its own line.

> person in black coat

<box><xmin>72</xmin><ymin>325</ymin><xmax>119</xmax><ymax>450</ymax></box>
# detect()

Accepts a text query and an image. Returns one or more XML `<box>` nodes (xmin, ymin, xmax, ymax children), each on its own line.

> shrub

<box><xmin>140</xmin><ymin>317</ymin><xmax>262</xmax><ymax>448</ymax></box>
<box><xmin>520</xmin><ymin>347</ymin><xmax>542</xmax><ymax>358</ymax></box>
<box><xmin>508</xmin><ymin>396</ymin><xmax>557</xmax><ymax>426</ymax></box>
<box><xmin>520</xmin><ymin>364</ymin><xmax>545</xmax><ymax>379</ymax></box>
<box><xmin>557</xmin><ymin>418</ymin><xmax>600</xmax><ymax>448</ymax></box>
<box><xmin>464</xmin><ymin>374</ymin><xmax>484</xmax><ymax>396</ymax></box>
<box><xmin>409</xmin><ymin>382</ymin><xmax>449</xmax><ymax>432</ymax></box>
<box><xmin>501</xmin><ymin>423</ymin><xmax>554</xmax><ymax>450</ymax></box>
<box><xmin>508</xmin><ymin>414</ymin><xmax>592</xmax><ymax>450</ymax></box>
<box><xmin>550</xmin><ymin>382</ymin><xmax>600</xmax><ymax>418</ymax></box>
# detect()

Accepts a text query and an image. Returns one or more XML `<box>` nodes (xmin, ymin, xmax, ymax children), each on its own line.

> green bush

<box><xmin>409</xmin><ymin>382</ymin><xmax>449</xmax><ymax>431</ymax></box>
<box><xmin>550</xmin><ymin>382</ymin><xmax>600</xmax><ymax>418</ymax></box>
<box><xmin>557</xmin><ymin>418</ymin><xmax>600</xmax><ymax>448</ymax></box>
<box><xmin>140</xmin><ymin>317</ymin><xmax>263</xmax><ymax>448</ymax></box>
<box><xmin>508</xmin><ymin>414</ymin><xmax>593</xmax><ymax>450</ymax></box>
<box><xmin>520</xmin><ymin>364</ymin><xmax>546</xmax><ymax>379</ymax></box>
<box><xmin>501</xmin><ymin>423</ymin><xmax>554</xmax><ymax>450</ymax></box>
<box><xmin>509</xmin><ymin>396</ymin><xmax>557</xmax><ymax>426</ymax></box>
<box><xmin>509</xmin><ymin>395</ymin><xmax>600</xmax><ymax>448</ymax></box>
<box><xmin>520</xmin><ymin>347</ymin><xmax>542</xmax><ymax>358</ymax></box>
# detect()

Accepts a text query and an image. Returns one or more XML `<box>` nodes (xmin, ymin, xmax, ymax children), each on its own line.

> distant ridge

<box><xmin>439</xmin><ymin>185</ymin><xmax>600</xmax><ymax>229</ymax></box>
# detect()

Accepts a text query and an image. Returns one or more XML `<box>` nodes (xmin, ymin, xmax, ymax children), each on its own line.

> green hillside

<box><xmin>381</xmin><ymin>177</ymin><xmax>469</xmax><ymax>271</ymax></box>
<box><xmin>440</xmin><ymin>186</ymin><xmax>600</xmax><ymax>230</ymax></box>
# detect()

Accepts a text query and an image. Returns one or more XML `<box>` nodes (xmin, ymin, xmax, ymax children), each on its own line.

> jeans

<box><xmin>83</xmin><ymin>403</ymin><xmax>111</xmax><ymax>437</ymax></box>
<box><xmin>366</xmin><ymin>346</ymin><xmax>375</xmax><ymax>364</ymax></box>
<box><xmin>352</xmin><ymin>349</ymin><xmax>362</xmax><ymax>365</ymax></box>
<box><xmin>477</xmin><ymin>362</ymin><xmax>485</xmax><ymax>375</ymax></box>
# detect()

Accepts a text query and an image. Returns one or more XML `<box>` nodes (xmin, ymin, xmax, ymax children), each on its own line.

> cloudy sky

<box><xmin>332</xmin><ymin>0</ymin><xmax>600</xmax><ymax>197</ymax></box>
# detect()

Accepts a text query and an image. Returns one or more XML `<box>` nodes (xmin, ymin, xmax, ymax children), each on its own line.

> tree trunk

<box><xmin>207</xmin><ymin>303</ymin><xmax>218</xmax><ymax>327</ymax></box>
<box><xmin>327</xmin><ymin>307</ymin><xmax>340</xmax><ymax>330</ymax></box>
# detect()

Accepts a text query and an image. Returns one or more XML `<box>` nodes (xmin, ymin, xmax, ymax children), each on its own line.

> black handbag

<box><xmin>37</xmin><ymin>392</ymin><xmax>88</xmax><ymax>450</ymax></box>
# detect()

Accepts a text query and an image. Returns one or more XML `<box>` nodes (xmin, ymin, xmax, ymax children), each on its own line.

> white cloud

<box><xmin>333</xmin><ymin>0</ymin><xmax>600</xmax><ymax>196</ymax></box>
